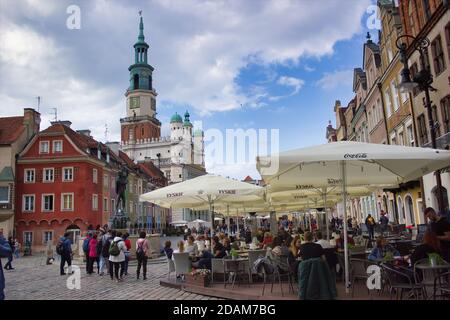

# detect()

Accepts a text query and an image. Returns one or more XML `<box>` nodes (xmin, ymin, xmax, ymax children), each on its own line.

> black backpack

<box><xmin>56</xmin><ymin>239</ymin><xmax>65</xmax><ymax>255</ymax></box>
<box><xmin>101</xmin><ymin>237</ymin><xmax>111</xmax><ymax>258</ymax></box>
<box><xmin>136</xmin><ymin>240</ymin><xmax>145</xmax><ymax>259</ymax></box>
<box><xmin>96</xmin><ymin>238</ymin><xmax>103</xmax><ymax>257</ymax></box>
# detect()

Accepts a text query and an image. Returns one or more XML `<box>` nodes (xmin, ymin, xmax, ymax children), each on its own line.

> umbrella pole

<box><xmin>209</xmin><ymin>196</ymin><xmax>214</xmax><ymax>238</ymax></box>
<box><xmin>341</xmin><ymin>160</ymin><xmax>350</xmax><ymax>294</ymax></box>
<box><xmin>227</xmin><ymin>204</ymin><xmax>230</xmax><ymax>235</ymax></box>
<box><xmin>236</xmin><ymin>209</ymin><xmax>239</xmax><ymax>236</ymax></box>
<box><xmin>323</xmin><ymin>189</ymin><xmax>330</xmax><ymax>241</ymax></box>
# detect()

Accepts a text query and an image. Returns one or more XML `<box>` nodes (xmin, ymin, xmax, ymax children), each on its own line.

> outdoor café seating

<box><xmin>173</xmin><ymin>252</ymin><xmax>190</xmax><ymax>280</ymax></box>
<box><xmin>380</xmin><ymin>262</ymin><xmax>425</xmax><ymax>300</ymax></box>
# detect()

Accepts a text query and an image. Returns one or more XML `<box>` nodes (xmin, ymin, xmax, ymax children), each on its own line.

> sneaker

<box><xmin>60</xmin><ymin>273</ymin><xmax>67</xmax><ymax>276</ymax></box>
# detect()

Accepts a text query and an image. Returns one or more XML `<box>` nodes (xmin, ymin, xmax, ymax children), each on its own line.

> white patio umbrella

<box><xmin>139</xmin><ymin>174</ymin><xmax>265</xmax><ymax>237</ymax></box>
<box><xmin>170</xmin><ymin>220</ymin><xmax>188</xmax><ymax>226</ymax></box>
<box><xmin>257</xmin><ymin>141</ymin><xmax>450</xmax><ymax>294</ymax></box>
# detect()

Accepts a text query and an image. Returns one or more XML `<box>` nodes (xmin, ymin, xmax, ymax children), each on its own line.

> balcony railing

<box><xmin>422</xmin><ymin>131</ymin><xmax>450</xmax><ymax>149</ymax></box>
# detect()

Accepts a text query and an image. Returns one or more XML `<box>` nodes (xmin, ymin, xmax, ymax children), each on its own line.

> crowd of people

<box><xmin>57</xmin><ymin>227</ymin><xmax>150</xmax><ymax>282</ymax></box>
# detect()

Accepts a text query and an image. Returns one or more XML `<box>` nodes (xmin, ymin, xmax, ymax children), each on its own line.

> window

<box><xmin>23</xmin><ymin>195</ymin><xmax>35</xmax><ymax>212</ymax></box>
<box><xmin>390</xmin><ymin>133</ymin><xmax>397</xmax><ymax>145</ymax></box>
<box><xmin>398</xmin><ymin>131</ymin><xmax>404</xmax><ymax>146</ymax></box>
<box><xmin>165</xmin><ymin>171</ymin><xmax>171</xmax><ymax>180</ymax></box>
<box><xmin>431</xmin><ymin>36</ymin><xmax>446</xmax><ymax>75</ymax></box>
<box><xmin>103</xmin><ymin>197</ymin><xmax>108</xmax><ymax>212</ymax></box>
<box><xmin>390</xmin><ymin>80</ymin><xmax>399</xmax><ymax>111</ymax></box>
<box><xmin>63</xmin><ymin>167</ymin><xmax>73</xmax><ymax>182</ymax></box>
<box><xmin>129</xmin><ymin>128</ymin><xmax>134</xmax><ymax>141</ymax></box>
<box><xmin>423</xmin><ymin>0</ymin><xmax>431</xmax><ymax>21</ymax></box>
<box><xmin>103</xmin><ymin>174</ymin><xmax>109</xmax><ymax>188</ymax></box>
<box><xmin>441</xmin><ymin>96</ymin><xmax>450</xmax><ymax>133</ymax></box>
<box><xmin>42</xmin><ymin>194</ymin><xmax>54</xmax><ymax>212</ymax></box>
<box><xmin>25</xmin><ymin>169</ymin><xmax>35</xmax><ymax>183</ymax></box>
<box><xmin>407</xmin><ymin>125</ymin><xmax>415</xmax><ymax>147</ymax></box>
<box><xmin>92</xmin><ymin>194</ymin><xmax>98</xmax><ymax>211</ymax></box>
<box><xmin>141</xmin><ymin>127</ymin><xmax>144</xmax><ymax>136</ymax></box>
<box><xmin>446</xmin><ymin>23</ymin><xmax>450</xmax><ymax>64</ymax></box>
<box><xmin>409</xmin><ymin>63</ymin><xmax>421</xmax><ymax>96</ymax></box>
<box><xmin>93</xmin><ymin>169</ymin><xmax>98</xmax><ymax>184</ymax></box>
<box><xmin>421</xmin><ymin>47</ymin><xmax>432</xmax><ymax>73</ymax></box>
<box><xmin>61</xmin><ymin>193</ymin><xmax>74</xmax><ymax>211</ymax></box>
<box><xmin>39</xmin><ymin>141</ymin><xmax>49</xmax><ymax>154</ymax></box>
<box><xmin>432</xmin><ymin>105</ymin><xmax>441</xmax><ymax>137</ymax></box>
<box><xmin>111</xmin><ymin>199</ymin><xmax>116</xmax><ymax>214</ymax></box>
<box><xmin>43</xmin><ymin>168</ymin><xmax>54</xmax><ymax>182</ymax></box>
<box><xmin>398</xmin><ymin>74</ymin><xmax>408</xmax><ymax>103</ymax></box>
<box><xmin>417</xmin><ymin>114</ymin><xmax>429</xmax><ymax>145</ymax></box>
<box><xmin>53</xmin><ymin>140</ymin><xmax>63</xmax><ymax>153</ymax></box>
<box><xmin>43</xmin><ymin>231</ymin><xmax>53</xmax><ymax>244</ymax></box>
<box><xmin>0</xmin><ymin>186</ymin><xmax>9</xmax><ymax>203</ymax></box>
<box><xmin>24</xmin><ymin>232</ymin><xmax>33</xmax><ymax>244</ymax></box>
<box><xmin>384</xmin><ymin>89</ymin><xmax>392</xmax><ymax>118</ymax></box>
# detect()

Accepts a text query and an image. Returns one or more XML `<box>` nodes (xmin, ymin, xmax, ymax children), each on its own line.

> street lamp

<box><xmin>396</xmin><ymin>34</ymin><xmax>445</xmax><ymax>215</ymax></box>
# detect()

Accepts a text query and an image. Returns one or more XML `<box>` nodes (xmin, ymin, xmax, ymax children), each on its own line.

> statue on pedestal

<box><xmin>113</xmin><ymin>166</ymin><xmax>129</xmax><ymax>229</ymax></box>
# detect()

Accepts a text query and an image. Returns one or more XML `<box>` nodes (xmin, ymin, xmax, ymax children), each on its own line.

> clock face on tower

<box><xmin>130</xmin><ymin>97</ymin><xmax>140</xmax><ymax>109</ymax></box>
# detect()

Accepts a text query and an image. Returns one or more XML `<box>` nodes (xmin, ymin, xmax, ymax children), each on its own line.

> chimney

<box><xmin>76</xmin><ymin>129</ymin><xmax>91</xmax><ymax>137</ymax></box>
<box><xmin>23</xmin><ymin>108</ymin><xmax>41</xmax><ymax>140</ymax></box>
<box><xmin>51</xmin><ymin>120</ymin><xmax>72</xmax><ymax>128</ymax></box>
<box><xmin>334</xmin><ymin>100</ymin><xmax>341</xmax><ymax>112</ymax></box>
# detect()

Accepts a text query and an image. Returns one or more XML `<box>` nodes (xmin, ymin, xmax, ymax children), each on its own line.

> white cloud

<box><xmin>277</xmin><ymin>76</ymin><xmax>305</xmax><ymax>95</ymax></box>
<box><xmin>316</xmin><ymin>70</ymin><xmax>354</xmax><ymax>90</ymax></box>
<box><xmin>0</xmin><ymin>0</ymin><xmax>371</xmax><ymax>142</ymax></box>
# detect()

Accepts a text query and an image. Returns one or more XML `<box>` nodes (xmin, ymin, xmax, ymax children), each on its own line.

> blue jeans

<box><xmin>124</xmin><ymin>253</ymin><xmax>130</xmax><ymax>274</ymax></box>
<box><xmin>99</xmin><ymin>256</ymin><xmax>107</xmax><ymax>274</ymax></box>
<box><xmin>14</xmin><ymin>249</ymin><xmax>19</xmax><ymax>259</ymax></box>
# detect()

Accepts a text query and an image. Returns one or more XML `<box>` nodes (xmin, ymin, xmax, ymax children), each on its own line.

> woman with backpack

<box><xmin>87</xmin><ymin>234</ymin><xmax>99</xmax><ymax>275</ymax></box>
<box><xmin>108</xmin><ymin>231</ymin><xmax>126</xmax><ymax>282</ymax></box>
<box><xmin>136</xmin><ymin>231</ymin><xmax>149</xmax><ymax>280</ymax></box>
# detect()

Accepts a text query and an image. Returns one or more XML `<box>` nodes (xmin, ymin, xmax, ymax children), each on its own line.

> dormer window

<box><xmin>53</xmin><ymin>140</ymin><xmax>63</xmax><ymax>153</ymax></box>
<box><xmin>39</xmin><ymin>141</ymin><xmax>49</xmax><ymax>154</ymax></box>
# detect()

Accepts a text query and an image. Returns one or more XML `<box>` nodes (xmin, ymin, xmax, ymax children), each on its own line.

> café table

<box><xmin>415</xmin><ymin>263</ymin><xmax>450</xmax><ymax>299</ymax></box>
<box><xmin>223</xmin><ymin>258</ymin><xmax>250</xmax><ymax>289</ymax></box>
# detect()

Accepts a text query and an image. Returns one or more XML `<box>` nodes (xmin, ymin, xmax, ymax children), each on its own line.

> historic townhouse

<box><xmin>14</xmin><ymin>121</ymin><xmax>123</xmax><ymax>250</ymax></box>
<box><xmin>378</xmin><ymin>0</ymin><xmax>422</xmax><ymax>226</ymax></box>
<box><xmin>0</xmin><ymin>108</ymin><xmax>40</xmax><ymax>238</ymax></box>
<box><xmin>399</xmin><ymin>0</ymin><xmax>450</xmax><ymax>216</ymax></box>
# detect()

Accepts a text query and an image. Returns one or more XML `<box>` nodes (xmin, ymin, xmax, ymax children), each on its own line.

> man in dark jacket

<box><xmin>0</xmin><ymin>230</ymin><xmax>12</xmax><ymax>300</ymax></box>
<box><xmin>59</xmin><ymin>232</ymin><xmax>73</xmax><ymax>275</ymax></box>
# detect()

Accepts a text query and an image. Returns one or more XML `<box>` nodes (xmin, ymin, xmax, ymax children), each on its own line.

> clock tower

<box><xmin>121</xmin><ymin>13</ymin><xmax>161</xmax><ymax>146</ymax></box>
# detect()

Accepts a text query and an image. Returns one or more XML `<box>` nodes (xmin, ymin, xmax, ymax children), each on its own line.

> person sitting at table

<box><xmin>299</xmin><ymin>231</ymin><xmax>326</xmax><ymax>261</ymax></box>
<box><xmin>368</xmin><ymin>237</ymin><xmax>400</xmax><ymax>261</ymax></box>
<box><xmin>266</xmin><ymin>236</ymin><xmax>290</xmax><ymax>273</ymax></box>
<box><xmin>212</xmin><ymin>236</ymin><xmax>227</xmax><ymax>258</ymax></box>
<box><xmin>185</xmin><ymin>236</ymin><xmax>198</xmax><ymax>255</ymax></box>
<box><xmin>173</xmin><ymin>240</ymin><xmax>185</xmax><ymax>257</ymax></box>
<box><xmin>315</xmin><ymin>231</ymin><xmax>333</xmax><ymax>249</ymax></box>
<box><xmin>261</xmin><ymin>232</ymin><xmax>274</xmax><ymax>249</ymax></box>
<box><xmin>222</xmin><ymin>238</ymin><xmax>231</xmax><ymax>253</ymax></box>
<box><xmin>410</xmin><ymin>231</ymin><xmax>442</xmax><ymax>266</ymax></box>
<box><xmin>163</xmin><ymin>241</ymin><xmax>173</xmax><ymax>260</ymax></box>
<box><xmin>334</xmin><ymin>231</ymin><xmax>355</xmax><ymax>249</ymax></box>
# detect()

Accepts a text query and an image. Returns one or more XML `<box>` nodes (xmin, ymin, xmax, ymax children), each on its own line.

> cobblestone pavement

<box><xmin>3</xmin><ymin>255</ymin><xmax>218</xmax><ymax>300</ymax></box>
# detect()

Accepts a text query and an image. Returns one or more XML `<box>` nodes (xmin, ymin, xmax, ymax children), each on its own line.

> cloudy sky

<box><xmin>0</xmin><ymin>0</ymin><xmax>378</xmax><ymax>179</ymax></box>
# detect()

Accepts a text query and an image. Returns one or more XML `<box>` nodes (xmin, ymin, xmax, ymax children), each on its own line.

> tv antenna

<box><xmin>51</xmin><ymin>108</ymin><xmax>58</xmax><ymax>121</ymax></box>
<box><xmin>104</xmin><ymin>123</ymin><xmax>109</xmax><ymax>142</ymax></box>
<box><xmin>36</xmin><ymin>96</ymin><xmax>41</xmax><ymax>112</ymax></box>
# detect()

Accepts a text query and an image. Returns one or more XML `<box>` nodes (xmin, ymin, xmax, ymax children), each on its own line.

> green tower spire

<box><xmin>137</xmin><ymin>13</ymin><xmax>145</xmax><ymax>43</ymax></box>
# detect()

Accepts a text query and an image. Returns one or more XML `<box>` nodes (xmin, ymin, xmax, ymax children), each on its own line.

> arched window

<box><xmin>431</xmin><ymin>186</ymin><xmax>449</xmax><ymax>214</ymax></box>
<box><xmin>405</xmin><ymin>195</ymin><xmax>415</xmax><ymax>226</ymax></box>
<box><xmin>149</xmin><ymin>76</ymin><xmax>152</xmax><ymax>90</ymax></box>
<box><xmin>133</xmin><ymin>74</ymin><xmax>139</xmax><ymax>90</ymax></box>
<box><xmin>397</xmin><ymin>196</ymin><xmax>405</xmax><ymax>224</ymax></box>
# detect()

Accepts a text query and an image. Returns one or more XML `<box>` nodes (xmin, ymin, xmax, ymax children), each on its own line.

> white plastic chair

<box><xmin>173</xmin><ymin>252</ymin><xmax>191</xmax><ymax>279</ymax></box>
<box><xmin>166</xmin><ymin>255</ymin><xmax>175</xmax><ymax>280</ymax></box>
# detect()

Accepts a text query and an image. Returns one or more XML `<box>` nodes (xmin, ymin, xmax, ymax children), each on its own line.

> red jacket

<box><xmin>88</xmin><ymin>239</ymin><xmax>98</xmax><ymax>258</ymax></box>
